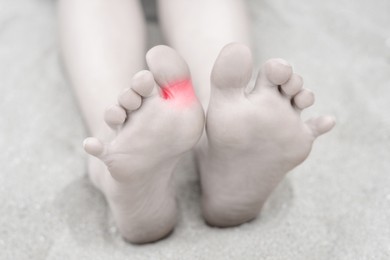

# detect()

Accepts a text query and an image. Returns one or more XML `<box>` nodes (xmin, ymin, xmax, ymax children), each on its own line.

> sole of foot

<box><xmin>84</xmin><ymin>45</ymin><xmax>204</xmax><ymax>243</ymax></box>
<box><xmin>200</xmin><ymin>43</ymin><xmax>335</xmax><ymax>227</ymax></box>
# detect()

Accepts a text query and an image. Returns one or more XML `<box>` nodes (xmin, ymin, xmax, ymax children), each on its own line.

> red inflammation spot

<box><xmin>161</xmin><ymin>88</ymin><xmax>173</xmax><ymax>99</ymax></box>
<box><xmin>161</xmin><ymin>79</ymin><xmax>196</xmax><ymax>107</ymax></box>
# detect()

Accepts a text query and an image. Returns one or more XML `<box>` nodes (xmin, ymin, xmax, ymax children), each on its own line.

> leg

<box><xmin>59</xmin><ymin>0</ymin><xmax>146</xmax><ymax>137</ymax></box>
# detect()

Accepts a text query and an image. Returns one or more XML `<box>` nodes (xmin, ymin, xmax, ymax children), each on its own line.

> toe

<box><xmin>146</xmin><ymin>45</ymin><xmax>190</xmax><ymax>87</ymax></box>
<box><xmin>131</xmin><ymin>70</ymin><xmax>156</xmax><ymax>97</ymax></box>
<box><xmin>104</xmin><ymin>105</ymin><xmax>127</xmax><ymax>128</ymax></box>
<box><xmin>264</xmin><ymin>59</ymin><xmax>293</xmax><ymax>85</ymax></box>
<box><xmin>118</xmin><ymin>87</ymin><xmax>142</xmax><ymax>111</ymax></box>
<box><xmin>211</xmin><ymin>43</ymin><xmax>253</xmax><ymax>90</ymax></box>
<box><xmin>83</xmin><ymin>137</ymin><xmax>105</xmax><ymax>157</ymax></box>
<box><xmin>253</xmin><ymin>58</ymin><xmax>293</xmax><ymax>93</ymax></box>
<box><xmin>146</xmin><ymin>45</ymin><xmax>197</xmax><ymax>104</ymax></box>
<box><xmin>293</xmin><ymin>89</ymin><xmax>315</xmax><ymax>110</ymax></box>
<box><xmin>306</xmin><ymin>115</ymin><xmax>336</xmax><ymax>138</ymax></box>
<box><xmin>281</xmin><ymin>73</ymin><xmax>303</xmax><ymax>97</ymax></box>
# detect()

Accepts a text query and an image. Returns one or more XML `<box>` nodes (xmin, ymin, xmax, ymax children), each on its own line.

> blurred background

<box><xmin>1</xmin><ymin>0</ymin><xmax>389</xmax><ymax>259</ymax></box>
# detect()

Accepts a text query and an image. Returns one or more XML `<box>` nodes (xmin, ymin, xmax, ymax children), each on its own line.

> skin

<box><xmin>84</xmin><ymin>46</ymin><xmax>204</xmax><ymax>243</ymax></box>
<box><xmin>199</xmin><ymin>43</ymin><xmax>335</xmax><ymax>226</ymax></box>
<box><xmin>59</xmin><ymin>0</ymin><xmax>335</xmax><ymax>244</ymax></box>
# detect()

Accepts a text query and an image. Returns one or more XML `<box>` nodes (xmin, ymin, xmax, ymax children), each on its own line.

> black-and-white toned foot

<box><xmin>200</xmin><ymin>43</ymin><xmax>335</xmax><ymax>227</ymax></box>
<box><xmin>84</xmin><ymin>45</ymin><xmax>204</xmax><ymax>243</ymax></box>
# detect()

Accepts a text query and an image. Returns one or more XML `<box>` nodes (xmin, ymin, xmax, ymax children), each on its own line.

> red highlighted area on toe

<box><xmin>161</xmin><ymin>79</ymin><xmax>196</xmax><ymax>107</ymax></box>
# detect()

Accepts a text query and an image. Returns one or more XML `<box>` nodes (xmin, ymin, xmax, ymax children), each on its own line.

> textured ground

<box><xmin>1</xmin><ymin>0</ymin><xmax>390</xmax><ymax>259</ymax></box>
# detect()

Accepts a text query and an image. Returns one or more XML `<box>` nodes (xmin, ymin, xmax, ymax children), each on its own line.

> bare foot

<box><xmin>83</xmin><ymin>45</ymin><xmax>204</xmax><ymax>243</ymax></box>
<box><xmin>199</xmin><ymin>43</ymin><xmax>335</xmax><ymax>227</ymax></box>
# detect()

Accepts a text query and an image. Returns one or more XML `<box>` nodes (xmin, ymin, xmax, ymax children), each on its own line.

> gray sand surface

<box><xmin>1</xmin><ymin>0</ymin><xmax>390</xmax><ymax>259</ymax></box>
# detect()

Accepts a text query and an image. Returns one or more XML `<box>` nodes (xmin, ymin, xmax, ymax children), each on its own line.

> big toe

<box><xmin>146</xmin><ymin>45</ymin><xmax>195</xmax><ymax>103</ymax></box>
<box><xmin>146</xmin><ymin>45</ymin><xmax>190</xmax><ymax>86</ymax></box>
<box><xmin>211</xmin><ymin>43</ymin><xmax>253</xmax><ymax>90</ymax></box>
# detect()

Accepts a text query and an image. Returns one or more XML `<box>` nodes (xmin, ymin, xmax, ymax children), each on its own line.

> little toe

<box><xmin>281</xmin><ymin>73</ymin><xmax>303</xmax><ymax>96</ymax></box>
<box><xmin>83</xmin><ymin>137</ymin><xmax>105</xmax><ymax>157</ymax></box>
<box><xmin>293</xmin><ymin>89</ymin><xmax>315</xmax><ymax>110</ymax></box>
<box><xmin>210</xmin><ymin>43</ymin><xmax>253</xmax><ymax>91</ymax></box>
<box><xmin>131</xmin><ymin>70</ymin><xmax>156</xmax><ymax>97</ymax></box>
<box><xmin>118</xmin><ymin>87</ymin><xmax>142</xmax><ymax>111</ymax></box>
<box><xmin>104</xmin><ymin>105</ymin><xmax>127</xmax><ymax>128</ymax></box>
<box><xmin>306</xmin><ymin>115</ymin><xmax>336</xmax><ymax>138</ymax></box>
